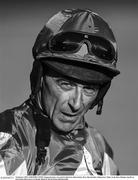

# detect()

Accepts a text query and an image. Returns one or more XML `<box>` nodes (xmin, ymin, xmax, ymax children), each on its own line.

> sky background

<box><xmin>0</xmin><ymin>0</ymin><xmax>137</xmax><ymax>175</ymax></box>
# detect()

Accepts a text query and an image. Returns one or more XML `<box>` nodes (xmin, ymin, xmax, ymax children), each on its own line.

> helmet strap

<box><xmin>89</xmin><ymin>81</ymin><xmax>111</xmax><ymax>115</ymax></box>
<box><xmin>30</xmin><ymin>60</ymin><xmax>43</xmax><ymax>95</ymax></box>
<box><xmin>30</xmin><ymin>60</ymin><xmax>52</xmax><ymax>167</ymax></box>
<box><xmin>96</xmin><ymin>99</ymin><xmax>103</xmax><ymax>115</ymax></box>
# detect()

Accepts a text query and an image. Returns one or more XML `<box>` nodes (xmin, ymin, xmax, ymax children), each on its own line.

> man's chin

<box><xmin>51</xmin><ymin>124</ymin><xmax>73</xmax><ymax>135</ymax></box>
<box><xmin>56</xmin><ymin>122</ymin><xmax>75</xmax><ymax>133</ymax></box>
<box><xmin>52</xmin><ymin>118</ymin><xmax>79</xmax><ymax>134</ymax></box>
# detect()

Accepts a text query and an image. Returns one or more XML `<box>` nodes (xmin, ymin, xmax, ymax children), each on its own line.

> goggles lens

<box><xmin>49</xmin><ymin>32</ymin><xmax>116</xmax><ymax>61</ymax></box>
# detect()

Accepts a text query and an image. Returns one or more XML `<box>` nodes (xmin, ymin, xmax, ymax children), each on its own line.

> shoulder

<box><xmin>0</xmin><ymin>101</ymin><xmax>36</xmax><ymax>175</ymax></box>
<box><xmin>87</xmin><ymin>125</ymin><xmax>114</xmax><ymax>159</ymax></box>
<box><xmin>0</xmin><ymin>108</ymin><xmax>14</xmax><ymax>134</ymax></box>
<box><xmin>86</xmin><ymin>125</ymin><xmax>119</xmax><ymax>175</ymax></box>
<box><xmin>0</xmin><ymin>101</ymin><xmax>35</xmax><ymax>147</ymax></box>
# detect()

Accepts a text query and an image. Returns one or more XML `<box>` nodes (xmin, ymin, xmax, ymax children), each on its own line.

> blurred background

<box><xmin>0</xmin><ymin>0</ymin><xmax>137</xmax><ymax>175</ymax></box>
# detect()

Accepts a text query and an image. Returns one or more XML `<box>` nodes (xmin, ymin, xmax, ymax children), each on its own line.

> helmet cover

<box><xmin>32</xmin><ymin>8</ymin><xmax>120</xmax><ymax>82</ymax></box>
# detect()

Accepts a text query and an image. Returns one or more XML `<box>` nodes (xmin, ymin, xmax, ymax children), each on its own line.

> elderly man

<box><xmin>0</xmin><ymin>9</ymin><xmax>120</xmax><ymax>175</ymax></box>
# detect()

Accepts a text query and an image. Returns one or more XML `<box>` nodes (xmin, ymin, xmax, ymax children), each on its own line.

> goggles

<box><xmin>48</xmin><ymin>32</ymin><xmax>117</xmax><ymax>62</ymax></box>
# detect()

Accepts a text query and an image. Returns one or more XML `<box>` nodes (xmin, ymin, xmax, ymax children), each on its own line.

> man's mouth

<box><xmin>60</xmin><ymin>112</ymin><xmax>81</xmax><ymax>123</ymax></box>
<box><xmin>62</xmin><ymin>109</ymin><xmax>83</xmax><ymax>116</ymax></box>
<box><xmin>62</xmin><ymin>112</ymin><xmax>76</xmax><ymax>117</ymax></box>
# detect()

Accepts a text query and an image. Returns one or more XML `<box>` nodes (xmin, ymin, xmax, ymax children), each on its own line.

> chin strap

<box><xmin>30</xmin><ymin>60</ymin><xmax>52</xmax><ymax>170</ymax></box>
<box><xmin>30</xmin><ymin>60</ymin><xmax>43</xmax><ymax>95</ymax></box>
<box><xmin>28</xmin><ymin>94</ymin><xmax>51</xmax><ymax>174</ymax></box>
<box><xmin>90</xmin><ymin>82</ymin><xmax>111</xmax><ymax>115</ymax></box>
<box><xmin>96</xmin><ymin>99</ymin><xmax>103</xmax><ymax>115</ymax></box>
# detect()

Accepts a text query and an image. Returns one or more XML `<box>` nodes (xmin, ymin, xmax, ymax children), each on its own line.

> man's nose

<box><xmin>68</xmin><ymin>87</ymin><xmax>83</xmax><ymax>112</ymax></box>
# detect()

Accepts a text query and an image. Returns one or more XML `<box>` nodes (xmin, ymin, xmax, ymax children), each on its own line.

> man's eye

<box><xmin>83</xmin><ymin>86</ymin><xmax>98</xmax><ymax>95</ymax></box>
<box><xmin>56</xmin><ymin>80</ymin><xmax>73</xmax><ymax>90</ymax></box>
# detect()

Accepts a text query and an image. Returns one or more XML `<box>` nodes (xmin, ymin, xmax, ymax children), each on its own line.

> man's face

<box><xmin>41</xmin><ymin>71</ymin><xmax>99</xmax><ymax>132</ymax></box>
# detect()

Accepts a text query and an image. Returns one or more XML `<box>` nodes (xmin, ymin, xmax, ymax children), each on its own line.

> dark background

<box><xmin>0</xmin><ymin>0</ymin><xmax>137</xmax><ymax>175</ymax></box>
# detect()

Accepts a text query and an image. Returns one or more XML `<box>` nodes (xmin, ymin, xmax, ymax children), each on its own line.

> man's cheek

<box><xmin>84</xmin><ymin>99</ymin><xmax>94</xmax><ymax>111</ymax></box>
<box><xmin>51</xmin><ymin>99</ymin><xmax>62</xmax><ymax>116</ymax></box>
